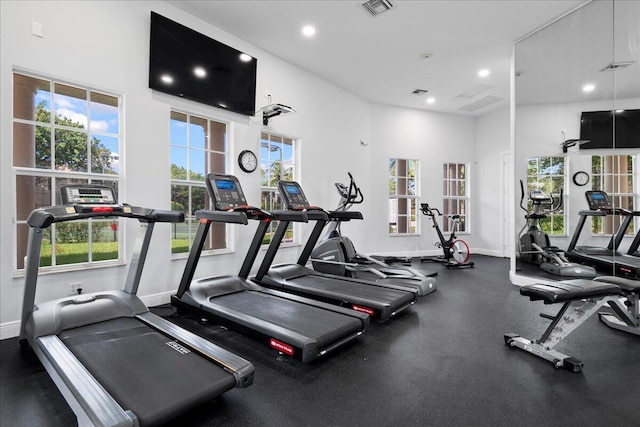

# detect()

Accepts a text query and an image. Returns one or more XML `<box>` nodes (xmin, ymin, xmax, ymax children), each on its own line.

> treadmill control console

<box><xmin>60</xmin><ymin>185</ymin><xmax>117</xmax><ymax>205</ymax></box>
<box><xmin>278</xmin><ymin>181</ymin><xmax>310</xmax><ymax>210</ymax></box>
<box><xmin>206</xmin><ymin>174</ymin><xmax>248</xmax><ymax>210</ymax></box>
<box><xmin>585</xmin><ymin>191</ymin><xmax>612</xmax><ymax>210</ymax></box>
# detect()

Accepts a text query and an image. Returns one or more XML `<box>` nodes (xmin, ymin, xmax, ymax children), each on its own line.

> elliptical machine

<box><xmin>310</xmin><ymin>173</ymin><xmax>437</xmax><ymax>296</ymax></box>
<box><xmin>518</xmin><ymin>180</ymin><xmax>595</xmax><ymax>277</ymax></box>
<box><xmin>420</xmin><ymin>203</ymin><xmax>474</xmax><ymax>268</ymax></box>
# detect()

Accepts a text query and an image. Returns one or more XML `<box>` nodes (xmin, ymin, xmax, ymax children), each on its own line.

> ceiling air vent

<box><xmin>600</xmin><ymin>61</ymin><xmax>635</xmax><ymax>71</ymax></box>
<box><xmin>362</xmin><ymin>0</ymin><xmax>394</xmax><ymax>16</ymax></box>
<box><xmin>411</xmin><ymin>89</ymin><xmax>428</xmax><ymax>95</ymax></box>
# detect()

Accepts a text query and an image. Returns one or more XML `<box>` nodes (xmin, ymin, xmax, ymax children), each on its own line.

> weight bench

<box><xmin>594</xmin><ymin>276</ymin><xmax>640</xmax><ymax>336</ymax></box>
<box><xmin>505</xmin><ymin>279</ymin><xmax>622</xmax><ymax>372</ymax></box>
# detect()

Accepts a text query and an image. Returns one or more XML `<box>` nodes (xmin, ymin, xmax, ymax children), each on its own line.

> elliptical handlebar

<box><xmin>519</xmin><ymin>179</ymin><xmax>564</xmax><ymax>216</ymax></box>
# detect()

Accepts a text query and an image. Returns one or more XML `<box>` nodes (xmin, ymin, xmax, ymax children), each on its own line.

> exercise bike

<box><xmin>517</xmin><ymin>180</ymin><xmax>595</xmax><ymax>278</ymax></box>
<box><xmin>310</xmin><ymin>173</ymin><xmax>437</xmax><ymax>296</ymax></box>
<box><xmin>420</xmin><ymin>203</ymin><xmax>474</xmax><ymax>268</ymax></box>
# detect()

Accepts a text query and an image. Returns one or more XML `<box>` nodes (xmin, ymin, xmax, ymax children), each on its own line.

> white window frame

<box><xmin>524</xmin><ymin>157</ymin><xmax>565</xmax><ymax>236</ymax></box>
<box><xmin>169</xmin><ymin>109</ymin><xmax>230</xmax><ymax>258</ymax></box>
<box><xmin>590</xmin><ymin>153</ymin><xmax>637</xmax><ymax>236</ymax></box>
<box><xmin>12</xmin><ymin>71</ymin><xmax>123</xmax><ymax>274</ymax></box>
<box><xmin>260</xmin><ymin>131</ymin><xmax>298</xmax><ymax>246</ymax></box>
<box><xmin>388</xmin><ymin>158</ymin><xmax>419</xmax><ymax>236</ymax></box>
<box><xmin>442</xmin><ymin>162</ymin><xmax>471</xmax><ymax>234</ymax></box>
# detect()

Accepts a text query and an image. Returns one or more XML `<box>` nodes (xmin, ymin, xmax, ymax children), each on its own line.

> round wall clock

<box><xmin>572</xmin><ymin>171</ymin><xmax>590</xmax><ymax>186</ymax></box>
<box><xmin>238</xmin><ymin>150</ymin><xmax>257</xmax><ymax>173</ymax></box>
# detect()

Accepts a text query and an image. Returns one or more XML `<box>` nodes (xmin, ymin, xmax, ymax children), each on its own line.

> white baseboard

<box><xmin>0</xmin><ymin>291</ymin><xmax>175</xmax><ymax>340</ymax></box>
<box><xmin>0</xmin><ymin>320</ymin><xmax>21</xmax><ymax>340</ymax></box>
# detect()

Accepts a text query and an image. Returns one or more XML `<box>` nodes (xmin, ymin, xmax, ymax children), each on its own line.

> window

<box><xmin>170</xmin><ymin>111</ymin><xmax>228</xmax><ymax>254</ymax></box>
<box><xmin>591</xmin><ymin>154</ymin><xmax>636</xmax><ymax>235</ymax></box>
<box><xmin>442</xmin><ymin>163</ymin><xmax>470</xmax><ymax>233</ymax></box>
<box><xmin>260</xmin><ymin>132</ymin><xmax>296</xmax><ymax>244</ymax></box>
<box><xmin>525</xmin><ymin>157</ymin><xmax>565</xmax><ymax>235</ymax></box>
<box><xmin>13</xmin><ymin>72</ymin><xmax>121</xmax><ymax>270</ymax></box>
<box><xmin>388</xmin><ymin>159</ymin><xmax>418</xmax><ymax>235</ymax></box>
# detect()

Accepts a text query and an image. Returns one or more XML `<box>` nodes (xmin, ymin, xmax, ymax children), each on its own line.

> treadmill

<box><xmin>253</xmin><ymin>180</ymin><xmax>417</xmax><ymax>322</ymax></box>
<box><xmin>19</xmin><ymin>184</ymin><xmax>254</xmax><ymax>427</ymax></box>
<box><xmin>171</xmin><ymin>174</ymin><xmax>369</xmax><ymax>363</ymax></box>
<box><xmin>566</xmin><ymin>191</ymin><xmax>640</xmax><ymax>279</ymax></box>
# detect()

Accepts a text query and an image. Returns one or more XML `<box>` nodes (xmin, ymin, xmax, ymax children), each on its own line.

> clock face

<box><xmin>573</xmin><ymin>171</ymin><xmax>590</xmax><ymax>186</ymax></box>
<box><xmin>238</xmin><ymin>150</ymin><xmax>257</xmax><ymax>173</ymax></box>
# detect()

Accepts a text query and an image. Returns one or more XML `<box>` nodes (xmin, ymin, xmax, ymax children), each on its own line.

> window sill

<box><xmin>13</xmin><ymin>259</ymin><xmax>126</xmax><ymax>279</ymax></box>
<box><xmin>171</xmin><ymin>247</ymin><xmax>235</xmax><ymax>260</ymax></box>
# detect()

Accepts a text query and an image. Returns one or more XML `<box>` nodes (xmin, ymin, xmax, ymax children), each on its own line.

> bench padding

<box><xmin>521</xmin><ymin>279</ymin><xmax>620</xmax><ymax>303</ymax></box>
<box><xmin>593</xmin><ymin>276</ymin><xmax>640</xmax><ymax>293</ymax></box>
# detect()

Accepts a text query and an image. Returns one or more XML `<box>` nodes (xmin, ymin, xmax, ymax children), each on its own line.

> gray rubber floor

<box><xmin>1</xmin><ymin>255</ymin><xmax>638</xmax><ymax>426</ymax></box>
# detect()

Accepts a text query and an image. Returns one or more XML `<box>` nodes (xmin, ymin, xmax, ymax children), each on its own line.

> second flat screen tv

<box><xmin>149</xmin><ymin>12</ymin><xmax>257</xmax><ymax>116</ymax></box>
<box><xmin>580</xmin><ymin>109</ymin><xmax>640</xmax><ymax>150</ymax></box>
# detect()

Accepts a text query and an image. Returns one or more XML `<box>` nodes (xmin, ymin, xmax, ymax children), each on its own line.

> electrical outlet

<box><xmin>68</xmin><ymin>282</ymin><xmax>82</xmax><ymax>295</ymax></box>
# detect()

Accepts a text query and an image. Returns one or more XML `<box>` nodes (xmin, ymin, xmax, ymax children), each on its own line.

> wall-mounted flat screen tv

<box><xmin>579</xmin><ymin>109</ymin><xmax>640</xmax><ymax>150</ymax></box>
<box><xmin>149</xmin><ymin>12</ymin><xmax>257</xmax><ymax>116</ymax></box>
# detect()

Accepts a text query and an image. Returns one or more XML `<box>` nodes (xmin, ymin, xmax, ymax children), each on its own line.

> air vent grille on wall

<box><xmin>600</xmin><ymin>61</ymin><xmax>635</xmax><ymax>71</ymax></box>
<box><xmin>362</xmin><ymin>0</ymin><xmax>394</xmax><ymax>16</ymax></box>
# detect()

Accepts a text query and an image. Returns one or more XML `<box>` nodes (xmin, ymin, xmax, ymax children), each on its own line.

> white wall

<box><xmin>362</xmin><ymin>103</ymin><xmax>480</xmax><ymax>257</ymax></box>
<box><xmin>0</xmin><ymin>0</ymin><xmax>372</xmax><ymax>338</ymax></box>
<box><xmin>475</xmin><ymin>106</ymin><xmax>512</xmax><ymax>256</ymax></box>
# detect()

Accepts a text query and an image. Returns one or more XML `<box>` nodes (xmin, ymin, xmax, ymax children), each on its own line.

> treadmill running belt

<box><xmin>286</xmin><ymin>274</ymin><xmax>415</xmax><ymax>308</ymax></box>
<box><xmin>212</xmin><ymin>291</ymin><xmax>363</xmax><ymax>347</ymax></box>
<box><xmin>59</xmin><ymin>317</ymin><xmax>235</xmax><ymax>426</ymax></box>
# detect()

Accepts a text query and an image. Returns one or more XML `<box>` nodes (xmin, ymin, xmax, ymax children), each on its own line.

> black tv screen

<box><xmin>579</xmin><ymin>109</ymin><xmax>640</xmax><ymax>150</ymax></box>
<box><xmin>149</xmin><ymin>12</ymin><xmax>257</xmax><ymax>116</ymax></box>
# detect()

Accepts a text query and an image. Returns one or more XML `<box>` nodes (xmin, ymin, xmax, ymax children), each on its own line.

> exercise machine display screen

<box><xmin>207</xmin><ymin>174</ymin><xmax>248</xmax><ymax>210</ymax></box>
<box><xmin>278</xmin><ymin>182</ymin><xmax>310</xmax><ymax>210</ymax></box>
<box><xmin>60</xmin><ymin>185</ymin><xmax>117</xmax><ymax>205</ymax></box>
<box><xmin>585</xmin><ymin>191</ymin><xmax>611</xmax><ymax>210</ymax></box>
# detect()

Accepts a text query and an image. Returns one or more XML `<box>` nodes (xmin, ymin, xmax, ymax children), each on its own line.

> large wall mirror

<box><xmin>512</xmin><ymin>0</ymin><xmax>640</xmax><ymax>285</ymax></box>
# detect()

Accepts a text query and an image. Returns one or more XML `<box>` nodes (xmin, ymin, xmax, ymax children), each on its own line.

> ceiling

<box><xmin>168</xmin><ymin>0</ymin><xmax>592</xmax><ymax>116</ymax></box>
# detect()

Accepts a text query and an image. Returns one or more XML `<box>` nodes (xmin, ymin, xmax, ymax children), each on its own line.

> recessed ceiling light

<box><xmin>615</xmin><ymin>109</ymin><xmax>625</xmax><ymax>113</ymax></box>
<box><xmin>194</xmin><ymin>67</ymin><xmax>207</xmax><ymax>78</ymax></box>
<box><xmin>239</xmin><ymin>53</ymin><xmax>252</xmax><ymax>62</ymax></box>
<box><xmin>426</xmin><ymin>97</ymin><xmax>435</xmax><ymax>104</ymax></box>
<box><xmin>478</xmin><ymin>69</ymin><xmax>490</xmax><ymax>77</ymax></box>
<box><xmin>582</xmin><ymin>83</ymin><xmax>595</xmax><ymax>93</ymax></box>
<box><xmin>160</xmin><ymin>74</ymin><xmax>173</xmax><ymax>84</ymax></box>
<box><xmin>302</xmin><ymin>25</ymin><xmax>316</xmax><ymax>37</ymax></box>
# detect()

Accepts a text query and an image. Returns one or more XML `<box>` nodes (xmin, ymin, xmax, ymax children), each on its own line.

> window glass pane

<box><xmin>55</xmin><ymin>129</ymin><xmax>87</xmax><ymax>172</ymax></box>
<box><xmin>55</xmin><ymin>222</ymin><xmax>89</xmax><ymax>265</ymax></box>
<box><xmin>190</xmin><ymin>116</ymin><xmax>207</xmax><ymax>149</ymax></box>
<box><xmin>15</xmin><ymin>176</ymin><xmax>50</xmax><ymax>221</ymax></box>
<box><xmin>210</xmin><ymin>120</ymin><xmax>226</xmax><ymax>152</ymax></box>
<box><xmin>91</xmin><ymin>220</ymin><xmax>119</xmax><ymax>261</ymax></box>
<box><xmin>171</xmin><ymin>147</ymin><xmax>188</xmax><ymax>179</ymax></box>
<box><xmin>14</xmin><ymin>74</ymin><xmax>51</xmax><ymax>121</ymax></box>
<box><xmin>397</xmin><ymin>177</ymin><xmax>407</xmax><ymax>195</ymax></box>
<box><xmin>54</xmin><ymin>83</ymin><xmax>87</xmax><ymax>127</ymax></box>
<box><xmin>208</xmin><ymin>151</ymin><xmax>226</xmax><ymax>175</ymax></box>
<box><xmin>170</xmin><ymin>112</ymin><xmax>188</xmax><ymax>146</ymax></box>
<box><xmin>189</xmin><ymin>149</ymin><xmax>206</xmax><ymax>181</ymax></box>
<box><xmin>14</xmin><ymin>122</ymin><xmax>45</xmax><ymax>168</ymax></box>
<box><xmin>171</xmin><ymin>184</ymin><xmax>189</xmax><ymax>254</ymax></box>
<box><xmin>90</xmin><ymin>92</ymin><xmax>119</xmax><ymax>134</ymax></box>
<box><xmin>408</xmin><ymin>179</ymin><xmax>416</xmax><ymax>196</ymax></box>
<box><xmin>282</xmin><ymin>139</ymin><xmax>294</xmax><ymax>163</ymax></box>
<box><xmin>282</xmin><ymin>163</ymin><xmax>294</xmax><ymax>181</ymax></box>
<box><xmin>389</xmin><ymin>178</ymin><xmax>397</xmax><ymax>195</ymax></box>
<box><xmin>91</xmin><ymin>134</ymin><xmax>119</xmax><ymax>174</ymax></box>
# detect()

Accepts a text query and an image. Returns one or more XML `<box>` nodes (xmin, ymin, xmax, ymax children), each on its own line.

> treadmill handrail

<box><xmin>37</xmin><ymin>334</ymin><xmax>136</xmax><ymax>427</ymax></box>
<box><xmin>328</xmin><ymin>210</ymin><xmax>363</xmax><ymax>221</ymax></box>
<box><xmin>27</xmin><ymin>205</ymin><xmax>184</xmax><ymax>228</ymax></box>
<box><xmin>195</xmin><ymin>209</ymin><xmax>249</xmax><ymax>225</ymax></box>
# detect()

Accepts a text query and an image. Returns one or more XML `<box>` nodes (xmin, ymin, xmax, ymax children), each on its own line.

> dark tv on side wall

<box><xmin>149</xmin><ymin>12</ymin><xmax>257</xmax><ymax>116</ymax></box>
<box><xmin>579</xmin><ymin>109</ymin><xmax>640</xmax><ymax>150</ymax></box>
